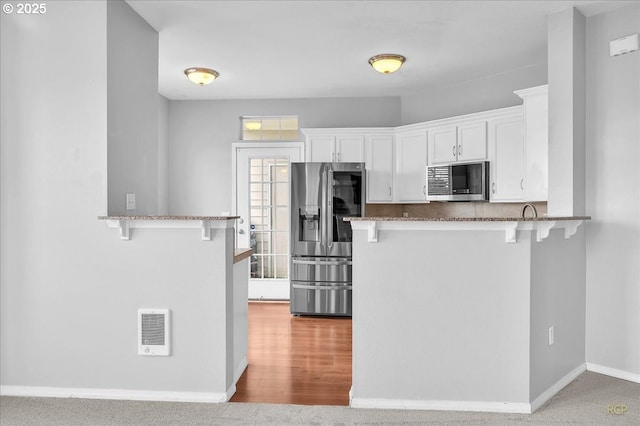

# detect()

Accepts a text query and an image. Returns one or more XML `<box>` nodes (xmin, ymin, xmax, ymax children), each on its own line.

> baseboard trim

<box><xmin>350</xmin><ymin>397</ymin><xmax>531</xmax><ymax>414</ymax></box>
<box><xmin>530</xmin><ymin>363</ymin><xmax>586</xmax><ymax>413</ymax></box>
<box><xmin>587</xmin><ymin>363</ymin><xmax>640</xmax><ymax>383</ymax></box>
<box><xmin>0</xmin><ymin>386</ymin><xmax>227</xmax><ymax>403</ymax></box>
<box><xmin>234</xmin><ymin>356</ymin><xmax>248</xmax><ymax>383</ymax></box>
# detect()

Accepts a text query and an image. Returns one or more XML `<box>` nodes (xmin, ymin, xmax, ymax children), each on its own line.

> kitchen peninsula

<box><xmin>97</xmin><ymin>216</ymin><xmax>250</xmax><ymax>402</ymax></box>
<box><xmin>347</xmin><ymin>215</ymin><xmax>589</xmax><ymax>413</ymax></box>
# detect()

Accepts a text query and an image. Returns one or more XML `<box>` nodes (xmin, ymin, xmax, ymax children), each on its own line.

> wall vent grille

<box><xmin>138</xmin><ymin>309</ymin><xmax>170</xmax><ymax>356</ymax></box>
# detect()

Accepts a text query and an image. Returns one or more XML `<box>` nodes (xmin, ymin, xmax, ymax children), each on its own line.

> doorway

<box><xmin>233</xmin><ymin>143</ymin><xmax>304</xmax><ymax>300</ymax></box>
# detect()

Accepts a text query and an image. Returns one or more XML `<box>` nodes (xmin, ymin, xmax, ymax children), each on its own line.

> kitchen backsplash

<box><xmin>365</xmin><ymin>202</ymin><xmax>548</xmax><ymax>218</ymax></box>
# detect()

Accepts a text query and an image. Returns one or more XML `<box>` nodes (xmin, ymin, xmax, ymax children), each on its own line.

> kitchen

<box><xmin>1</xmin><ymin>0</ymin><xmax>639</xmax><ymax>421</ymax></box>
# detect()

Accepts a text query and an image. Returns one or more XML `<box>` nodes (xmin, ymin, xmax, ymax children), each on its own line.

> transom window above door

<box><xmin>241</xmin><ymin>116</ymin><xmax>299</xmax><ymax>141</ymax></box>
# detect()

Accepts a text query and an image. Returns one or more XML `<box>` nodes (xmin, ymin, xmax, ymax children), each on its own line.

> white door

<box><xmin>233</xmin><ymin>143</ymin><xmax>303</xmax><ymax>300</ymax></box>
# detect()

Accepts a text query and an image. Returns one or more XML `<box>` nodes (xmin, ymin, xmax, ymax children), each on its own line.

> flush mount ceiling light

<box><xmin>368</xmin><ymin>54</ymin><xmax>406</xmax><ymax>74</ymax></box>
<box><xmin>184</xmin><ymin>67</ymin><xmax>219</xmax><ymax>86</ymax></box>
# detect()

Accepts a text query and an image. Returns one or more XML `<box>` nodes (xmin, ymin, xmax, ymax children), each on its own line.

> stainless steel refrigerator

<box><xmin>290</xmin><ymin>162</ymin><xmax>365</xmax><ymax>316</ymax></box>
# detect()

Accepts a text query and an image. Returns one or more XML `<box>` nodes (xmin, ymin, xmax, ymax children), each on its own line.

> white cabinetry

<box><xmin>515</xmin><ymin>85</ymin><xmax>548</xmax><ymax>202</ymax></box>
<box><xmin>429</xmin><ymin>121</ymin><xmax>488</xmax><ymax>165</ymax></box>
<box><xmin>489</xmin><ymin>85</ymin><xmax>548</xmax><ymax>203</ymax></box>
<box><xmin>366</xmin><ymin>134</ymin><xmax>394</xmax><ymax>203</ymax></box>
<box><xmin>395</xmin><ymin>129</ymin><xmax>428</xmax><ymax>203</ymax></box>
<box><xmin>489</xmin><ymin>108</ymin><xmax>525</xmax><ymax>202</ymax></box>
<box><xmin>302</xmin><ymin>129</ymin><xmax>365</xmax><ymax>162</ymax></box>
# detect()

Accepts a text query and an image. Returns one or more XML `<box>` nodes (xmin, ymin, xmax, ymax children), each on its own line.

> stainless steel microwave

<box><xmin>426</xmin><ymin>161</ymin><xmax>490</xmax><ymax>201</ymax></box>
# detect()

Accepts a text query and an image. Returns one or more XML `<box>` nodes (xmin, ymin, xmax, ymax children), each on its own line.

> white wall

<box><xmin>400</xmin><ymin>62</ymin><xmax>547</xmax><ymax>124</ymax></box>
<box><xmin>158</xmin><ymin>95</ymin><xmax>169</xmax><ymax>215</ymax></box>
<box><xmin>168</xmin><ymin>97</ymin><xmax>400</xmax><ymax>215</ymax></box>
<box><xmin>351</xmin><ymin>229</ymin><xmax>531</xmax><ymax>405</ymax></box>
<box><xmin>530</xmin><ymin>229</ymin><xmax>586</xmax><ymax>399</ymax></box>
<box><xmin>585</xmin><ymin>3</ymin><xmax>640</xmax><ymax>379</ymax></box>
<box><xmin>107</xmin><ymin>0</ymin><xmax>159</xmax><ymax>215</ymax></box>
<box><xmin>1</xmin><ymin>0</ymin><xmax>238</xmax><ymax>400</ymax></box>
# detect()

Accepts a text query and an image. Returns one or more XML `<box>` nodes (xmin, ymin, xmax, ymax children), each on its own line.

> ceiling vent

<box><xmin>138</xmin><ymin>309</ymin><xmax>170</xmax><ymax>356</ymax></box>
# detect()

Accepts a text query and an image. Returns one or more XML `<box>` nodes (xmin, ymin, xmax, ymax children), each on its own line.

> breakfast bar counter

<box><xmin>347</xmin><ymin>216</ymin><xmax>590</xmax><ymax>414</ymax></box>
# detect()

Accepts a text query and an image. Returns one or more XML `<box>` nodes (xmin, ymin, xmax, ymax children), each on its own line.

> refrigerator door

<box><xmin>325</xmin><ymin>163</ymin><xmax>365</xmax><ymax>257</ymax></box>
<box><xmin>291</xmin><ymin>163</ymin><xmax>325</xmax><ymax>257</ymax></box>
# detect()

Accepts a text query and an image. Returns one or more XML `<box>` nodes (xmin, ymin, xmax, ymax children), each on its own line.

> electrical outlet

<box><xmin>548</xmin><ymin>326</ymin><xmax>555</xmax><ymax>346</ymax></box>
<box><xmin>126</xmin><ymin>193</ymin><xmax>136</xmax><ymax>211</ymax></box>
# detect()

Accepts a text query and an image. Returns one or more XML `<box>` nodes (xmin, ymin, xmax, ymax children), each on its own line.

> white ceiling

<box><xmin>126</xmin><ymin>0</ymin><xmax>634</xmax><ymax>101</ymax></box>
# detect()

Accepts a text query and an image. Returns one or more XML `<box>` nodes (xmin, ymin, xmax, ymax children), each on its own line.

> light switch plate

<box><xmin>126</xmin><ymin>193</ymin><xmax>136</xmax><ymax>211</ymax></box>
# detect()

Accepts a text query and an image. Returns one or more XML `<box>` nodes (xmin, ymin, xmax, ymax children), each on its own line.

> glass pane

<box><xmin>247</xmin><ymin>155</ymin><xmax>290</xmax><ymax>280</ymax></box>
<box><xmin>240</xmin><ymin>116</ymin><xmax>298</xmax><ymax>141</ymax></box>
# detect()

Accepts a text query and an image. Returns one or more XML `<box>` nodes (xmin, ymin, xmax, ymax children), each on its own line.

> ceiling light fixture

<box><xmin>184</xmin><ymin>67</ymin><xmax>219</xmax><ymax>86</ymax></box>
<box><xmin>368</xmin><ymin>54</ymin><xmax>406</xmax><ymax>74</ymax></box>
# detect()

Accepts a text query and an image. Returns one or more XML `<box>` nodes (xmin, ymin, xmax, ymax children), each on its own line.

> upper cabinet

<box><xmin>489</xmin><ymin>85</ymin><xmax>549</xmax><ymax>203</ymax></box>
<box><xmin>395</xmin><ymin>129</ymin><xmax>428</xmax><ymax>203</ymax></box>
<box><xmin>366</xmin><ymin>133</ymin><xmax>394</xmax><ymax>203</ymax></box>
<box><xmin>429</xmin><ymin>121</ymin><xmax>488</xmax><ymax>165</ymax></box>
<box><xmin>515</xmin><ymin>85</ymin><xmax>548</xmax><ymax>202</ymax></box>
<box><xmin>301</xmin><ymin>85</ymin><xmax>548</xmax><ymax>205</ymax></box>
<box><xmin>489</xmin><ymin>108</ymin><xmax>525</xmax><ymax>202</ymax></box>
<box><xmin>303</xmin><ymin>129</ymin><xmax>364</xmax><ymax>163</ymax></box>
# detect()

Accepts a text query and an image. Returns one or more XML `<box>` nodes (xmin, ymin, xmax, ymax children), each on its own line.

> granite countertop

<box><xmin>345</xmin><ymin>216</ymin><xmax>591</xmax><ymax>222</ymax></box>
<box><xmin>98</xmin><ymin>215</ymin><xmax>240</xmax><ymax>221</ymax></box>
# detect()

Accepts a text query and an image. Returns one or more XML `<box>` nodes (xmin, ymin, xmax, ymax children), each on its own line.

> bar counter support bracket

<box><xmin>536</xmin><ymin>221</ymin><xmax>556</xmax><ymax>242</ymax></box>
<box><xmin>564</xmin><ymin>220</ymin><xmax>582</xmax><ymax>239</ymax></box>
<box><xmin>118</xmin><ymin>220</ymin><xmax>130</xmax><ymax>240</ymax></box>
<box><xmin>202</xmin><ymin>220</ymin><xmax>212</xmax><ymax>241</ymax></box>
<box><xmin>505</xmin><ymin>222</ymin><xmax>518</xmax><ymax>243</ymax></box>
<box><xmin>367</xmin><ymin>221</ymin><xmax>378</xmax><ymax>243</ymax></box>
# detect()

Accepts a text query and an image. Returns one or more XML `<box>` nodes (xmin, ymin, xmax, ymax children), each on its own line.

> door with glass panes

<box><xmin>234</xmin><ymin>144</ymin><xmax>303</xmax><ymax>299</ymax></box>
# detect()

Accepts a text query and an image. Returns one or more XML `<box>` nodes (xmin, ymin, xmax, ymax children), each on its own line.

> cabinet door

<box><xmin>458</xmin><ymin>121</ymin><xmax>488</xmax><ymax>162</ymax></box>
<box><xmin>307</xmin><ymin>135</ymin><xmax>334</xmax><ymax>162</ymax></box>
<box><xmin>395</xmin><ymin>131</ymin><xmax>428</xmax><ymax>202</ymax></box>
<box><xmin>366</xmin><ymin>135</ymin><xmax>394</xmax><ymax>203</ymax></box>
<box><xmin>491</xmin><ymin>115</ymin><xmax>524</xmax><ymax>202</ymax></box>
<box><xmin>523</xmin><ymin>91</ymin><xmax>548</xmax><ymax>201</ymax></box>
<box><xmin>336</xmin><ymin>135</ymin><xmax>365</xmax><ymax>162</ymax></box>
<box><xmin>429</xmin><ymin>126</ymin><xmax>457</xmax><ymax>165</ymax></box>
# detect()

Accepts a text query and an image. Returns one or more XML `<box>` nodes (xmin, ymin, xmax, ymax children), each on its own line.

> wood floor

<box><xmin>230</xmin><ymin>302</ymin><xmax>352</xmax><ymax>406</ymax></box>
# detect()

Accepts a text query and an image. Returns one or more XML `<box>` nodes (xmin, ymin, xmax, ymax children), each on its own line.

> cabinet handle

<box><xmin>492</xmin><ymin>182</ymin><xmax>496</xmax><ymax>194</ymax></box>
<box><xmin>389</xmin><ymin>186</ymin><xmax>392</xmax><ymax>197</ymax></box>
<box><xmin>520</xmin><ymin>179</ymin><xmax>524</xmax><ymax>190</ymax></box>
<box><xmin>458</xmin><ymin>144</ymin><xmax>462</xmax><ymax>157</ymax></box>
<box><xmin>338</xmin><ymin>152</ymin><xmax>341</xmax><ymax>162</ymax></box>
<box><xmin>453</xmin><ymin>145</ymin><xmax>456</xmax><ymax>158</ymax></box>
<box><xmin>423</xmin><ymin>185</ymin><xmax>426</xmax><ymax>195</ymax></box>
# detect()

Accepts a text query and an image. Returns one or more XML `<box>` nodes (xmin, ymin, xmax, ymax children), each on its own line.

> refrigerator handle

<box><xmin>320</xmin><ymin>164</ymin><xmax>328</xmax><ymax>253</ymax></box>
<box><xmin>326</xmin><ymin>166</ymin><xmax>334</xmax><ymax>250</ymax></box>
